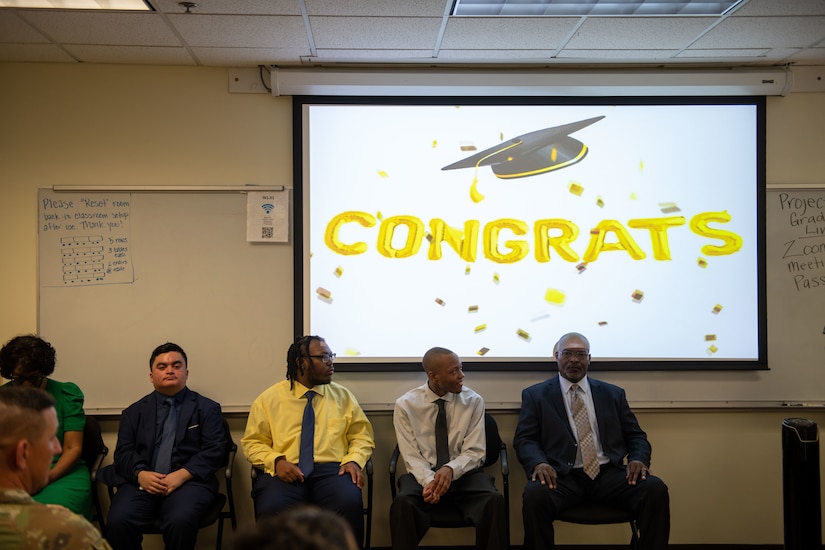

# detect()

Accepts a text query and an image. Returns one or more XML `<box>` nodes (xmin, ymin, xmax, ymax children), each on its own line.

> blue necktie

<box><xmin>298</xmin><ymin>390</ymin><xmax>316</xmax><ymax>478</ymax></box>
<box><xmin>155</xmin><ymin>397</ymin><xmax>177</xmax><ymax>474</ymax></box>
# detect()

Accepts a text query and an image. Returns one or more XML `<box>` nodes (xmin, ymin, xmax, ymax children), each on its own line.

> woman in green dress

<box><xmin>0</xmin><ymin>334</ymin><xmax>92</xmax><ymax>520</ymax></box>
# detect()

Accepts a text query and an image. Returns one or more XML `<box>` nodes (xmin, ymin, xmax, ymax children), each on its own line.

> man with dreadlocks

<box><xmin>242</xmin><ymin>335</ymin><xmax>375</xmax><ymax>547</ymax></box>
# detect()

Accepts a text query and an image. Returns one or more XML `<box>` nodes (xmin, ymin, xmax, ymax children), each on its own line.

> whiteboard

<box><xmin>36</xmin><ymin>187</ymin><xmax>825</xmax><ymax>411</ymax></box>
<box><xmin>37</xmin><ymin>188</ymin><xmax>294</xmax><ymax>413</ymax></box>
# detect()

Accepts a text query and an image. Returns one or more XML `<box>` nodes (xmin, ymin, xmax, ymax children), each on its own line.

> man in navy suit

<box><xmin>514</xmin><ymin>332</ymin><xmax>669</xmax><ymax>550</ymax></box>
<box><xmin>101</xmin><ymin>342</ymin><xmax>226</xmax><ymax>550</ymax></box>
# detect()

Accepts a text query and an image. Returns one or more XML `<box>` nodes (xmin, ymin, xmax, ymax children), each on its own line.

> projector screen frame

<box><xmin>293</xmin><ymin>95</ymin><xmax>768</xmax><ymax>373</ymax></box>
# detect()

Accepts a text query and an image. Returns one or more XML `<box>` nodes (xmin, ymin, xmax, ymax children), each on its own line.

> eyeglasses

<box><xmin>560</xmin><ymin>350</ymin><xmax>590</xmax><ymax>360</ymax></box>
<box><xmin>308</xmin><ymin>353</ymin><xmax>336</xmax><ymax>362</ymax></box>
<box><xmin>8</xmin><ymin>373</ymin><xmax>45</xmax><ymax>387</ymax></box>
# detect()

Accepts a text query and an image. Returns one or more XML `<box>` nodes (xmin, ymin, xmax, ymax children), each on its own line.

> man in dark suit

<box><xmin>101</xmin><ymin>342</ymin><xmax>226</xmax><ymax>550</ymax></box>
<box><xmin>514</xmin><ymin>332</ymin><xmax>669</xmax><ymax>550</ymax></box>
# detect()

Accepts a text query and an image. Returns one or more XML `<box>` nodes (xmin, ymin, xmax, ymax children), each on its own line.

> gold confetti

<box><xmin>474</xmin><ymin>324</ymin><xmax>487</xmax><ymax>333</ymax></box>
<box><xmin>712</xmin><ymin>304</ymin><xmax>723</xmax><ymax>314</ymax></box>
<box><xmin>659</xmin><ymin>202</ymin><xmax>681</xmax><ymax>214</ymax></box>
<box><xmin>377</xmin><ymin>211</ymin><xmax>383</xmax><ymax>221</ymax></box>
<box><xmin>697</xmin><ymin>257</ymin><xmax>708</xmax><ymax>268</ymax></box>
<box><xmin>598</xmin><ymin>321</ymin><xmax>608</xmax><ymax>326</ymax></box>
<box><xmin>708</xmin><ymin>345</ymin><xmax>719</xmax><ymax>354</ymax></box>
<box><xmin>435</xmin><ymin>298</ymin><xmax>446</xmax><ymax>306</ymax></box>
<box><xmin>639</xmin><ymin>160</ymin><xmax>644</xmax><ymax>171</ymax></box>
<box><xmin>516</xmin><ymin>329</ymin><xmax>530</xmax><ymax>340</ymax></box>
<box><xmin>705</xmin><ymin>334</ymin><xmax>717</xmax><ymax>341</ymax></box>
<box><xmin>460</xmin><ymin>143</ymin><xmax>477</xmax><ymax>152</ymax></box>
<box><xmin>432</xmin><ymin>140</ymin><xmax>438</xmax><ymax>148</ymax></box>
<box><xmin>377</xmin><ymin>170</ymin><xmax>389</xmax><ymax>178</ymax></box>
<box><xmin>493</xmin><ymin>273</ymin><xmax>500</xmax><ymax>284</ymax></box>
<box><xmin>344</xmin><ymin>348</ymin><xmax>361</xmax><ymax>356</ymax></box>
<box><xmin>468</xmin><ymin>305</ymin><xmax>479</xmax><ymax>313</ymax></box>
<box><xmin>544</xmin><ymin>289</ymin><xmax>565</xmax><ymax>305</ymax></box>
<box><xmin>333</xmin><ymin>266</ymin><xmax>344</xmax><ymax>278</ymax></box>
<box><xmin>316</xmin><ymin>287</ymin><xmax>331</xmax><ymax>300</ymax></box>
<box><xmin>425</xmin><ymin>233</ymin><xmax>433</xmax><ymax>242</ymax></box>
<box><xmin>596</xmin><ymin>196</ymin><xmax>605</xmax><ymax>208</ymax></box>
<box><xmin>576</xmin><ymin>262</ymin><xmax>588</xmax><ymax>274</ymax></box>
<box><xmin>631</xmin><ymin>289</ymin><xmax>644</xmax><ymax>303</ymax></box>
<box><xmin>569</xmin><ymin>182</ymin><xmax>584</xmax><ymax>196</ymax></box>
<box><xmin>630</xmin><ymin>192</ymin><xmax>638</xmax><ymax>200</ymax></box>
<box><xmin>465</xmin><ymin>265</ymin><xmax>471</xmax><ymax>275</ymax></box>
<box><xmin>477</xmin><ymin>347</ymin><xmax>490</xmax><ymax>356</ymax></box>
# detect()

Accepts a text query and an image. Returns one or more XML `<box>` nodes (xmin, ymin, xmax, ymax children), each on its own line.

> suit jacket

<box><xmin>513</xmin><ymin>376</ymin><xmax>651</xmax><ymax>478</ymax></box>
<box><xmin>101</xmin><ymin>388</ymin><xmax>226</xmax><ymax>492</ymax></box>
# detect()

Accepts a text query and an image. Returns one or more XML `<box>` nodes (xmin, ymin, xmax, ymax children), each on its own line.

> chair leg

<box><xmin>629</xmin><ymin>519</ymin><xmax>639</xmax><ymax>550</ymax></box>
<box><xmin>216</xmin><ymin>517</ymin><xmax>224</xmax><ymax>550</ymax></box>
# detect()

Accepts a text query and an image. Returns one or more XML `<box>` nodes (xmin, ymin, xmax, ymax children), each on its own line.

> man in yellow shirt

<box><xmin>242</xmin><ymin>335</ymin><xmax>375</xmax><ymax>547</ymax></box>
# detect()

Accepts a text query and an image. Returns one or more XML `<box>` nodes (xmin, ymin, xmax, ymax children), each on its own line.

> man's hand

<box><xmin>163</xmin><ymin>468</ymin><xmax>193</xmax><ymax>495</ymax></box>
<box><xmin>626</xmin><ymin>460</ymin><xmax>649</xmax><ymax>486</ymax></box>
<box><xmin>422</xmin><ymin>466</ymin><xmax>453</xmax><ymax>504</ymax></box>
<box><xmin>137</xmin><ymin>470</ymin><xmax>168</xmax><ymax>495</ymax></box>
<box><xmin>338</xmin><ymin>461</ymin><xmax>364</xmax><ymax>488</ymax></box>
<box><xmin>275</xmin><ymin>457</ymin><xmax>306</xmax><ymax>483</ymax></box>
<box><xmin>531</xmin><ymin>462</ymin><xmax>557</xmax><ymax>489</ymax></box>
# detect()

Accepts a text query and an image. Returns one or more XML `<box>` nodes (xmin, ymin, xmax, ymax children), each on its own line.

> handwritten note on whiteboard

<box><xmin>38</xmin><ymin>189</ymin><xmax>134</xmax><ymax>287</ymax></box>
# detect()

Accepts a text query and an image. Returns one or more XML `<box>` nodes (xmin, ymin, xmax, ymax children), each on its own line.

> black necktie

<box><xmin>435</xmin><ymin>398</ymin><xmax>449</xmax><ymax>469</ymax></box>
<box><xmin>155</xmin><ymin>397</ymin><xmax>176</xmax><ymax>474</ymax></box>
<box><xmin>298</xmin><ymin>390</ymin><xmax>316</xmax><ymax>477</ymax></box>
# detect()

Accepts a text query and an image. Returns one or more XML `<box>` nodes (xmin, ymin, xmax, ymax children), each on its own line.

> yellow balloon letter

<box><xmin>627</xmin><ymin>216</ymin><xmax>686</xmax><ymax>260</ymax></box>
<box><xmin>428</xmin><ymin>219</ymin><xmax>480</xmax><ymax>262</ymax></box>
<box><xmin>484</xmin><ymin>219</ymin><xmax>529</xmax><ymax>264</ymax></box>
<box><xmin>534</xmin><ymin>219</ymin><xmax>580</xmax><ymax>262</ymax></box>
<box><xmin>583</xmin><ymin>220</ymin><xmax>646</xmax><ymax>262</ymax></box>
<box><xmin>324</xmin><ymin>211</ymin><xmax>376</xmax><ymax>255</ymax></box>
<box><xmin>377</xmin><ymin>215</ymin><xmax>425</xmax><ymax>258</ymax></box>
<box><xmin>689</xmin><ymin>211</ymin><xmax>743</xmax><ymax>256</ymax></box>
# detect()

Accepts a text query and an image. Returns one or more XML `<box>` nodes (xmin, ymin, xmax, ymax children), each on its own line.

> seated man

<box><xmin>390</xmin><ymin>347</ymin><xmax>506</xmax><ymax>550</ymax></box>
<box><xmin>100</xmin><ymin>342</ymin><xmax>227</xmax><ymax>550</ymax></box>
<box><xmin>0</xmin><ymin>386</ymin><xmax>111</xmax><ymax>549</ymax></box>
<box><xmin>514</xmin><ymin>332</ymin><xmax>670</xmax><ymax>550</ymax></box>
<box><xmin>242</xmin><ymin>335</ymin><xmax>374</xmax><ymax>547</ymax></box>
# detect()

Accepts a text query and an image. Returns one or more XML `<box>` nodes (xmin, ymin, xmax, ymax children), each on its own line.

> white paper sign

<box><xmin>246</xmin><ymin>190</ymin><xmax>289</xmax><ymax>242</ymax></box>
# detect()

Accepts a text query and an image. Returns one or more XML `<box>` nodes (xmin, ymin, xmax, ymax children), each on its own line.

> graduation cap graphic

<box><xmin>442</xmin><ymin>115</ymin><xmax>605</xmax><ymax>179</ymax></box>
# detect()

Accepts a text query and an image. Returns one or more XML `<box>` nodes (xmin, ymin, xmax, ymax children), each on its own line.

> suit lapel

<box><xmin>177</xmin><ymin>389</ymin><xmax>196</xmax><ymax>445</ymax></box>
<box><xmin>548</xmin><ymin>377</ymin><xmax>575</xmax><ymax>438</ymax></box>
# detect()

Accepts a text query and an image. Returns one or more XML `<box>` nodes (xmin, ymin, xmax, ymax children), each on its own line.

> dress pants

<box><xmin>105</xmin><ymin>482</ymin><xmax>216</xmax><ymax>550</ymax></box>
<box><xmin>252</xmin><ymin>463</ymin><xmax>365</xmax><ymax>547</ymax></box>
<box><xmin>522</xmin><ymin>464</ymin><xmax>670</xmax><ymax>550</ymax></box>
<box><xmin>390</xmin><ymin>470</ymin><xmax>507</xmax><ymax>550</ymax></box>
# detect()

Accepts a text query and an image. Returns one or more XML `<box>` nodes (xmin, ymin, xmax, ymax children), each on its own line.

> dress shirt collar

<box><xmin>424</xmin><ymin>383</ymin><xmax>454</xmax><ymax>404</ymax></box>
<box><xmin>292</xmin><ymin>381</ymin><xmax>327</xmax><ymax>400</ymax></box>
<box><xmin>559</xmin><ymin>374</ymin><xmax>591</xmax><ymax>396</ymax></box>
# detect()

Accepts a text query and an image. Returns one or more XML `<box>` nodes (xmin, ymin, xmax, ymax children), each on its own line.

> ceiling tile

<box><xmin>0</xmin><ymin>42</ymin><xmax>75</xmax><ymax>62</ymax></box>
<box><xmin>64</xmin><ymin>44</ymin><xmax>195</xmax><ymax>64</ymax></box>
<box><xmin>567</xmin><ymin>17</ymin><xmax>715</xmax><ymax>49</ymax></box>
<box><xmin>0</xmin><ymin>11</ymin><xmax>49</xmax><ymax>42</ymax></box>
<box><xmin>195</xmin><ymin>47</ymin><xmax>311</xmax><ymax>65</ymax></box>
<box><xmin>732</xmin><ymin>0</ymin><xmax>825</xmax><ymax>17</ymax></box>
<box><xmin>20</xmin><ymin>11</ymin><xmax>180</xmax><ymax>45</ymax></box>
<box><xmin>169</xmin><ymin>14</ymin><xmax>308</xmax><ymax>48</ymax></box>
<box><xmin>441</xmin><ymin>17</ymin><xmax>579</xmax><ymax>49</ymax></box>
<box><xmin>151</xmin><ymin>0</ymin><xmax>301</xmax><ymax>15</ymax></box>
<box><xmin>694</xmin><ymin>16</ymin><xmax>825</xmax><ymax>49</ymax></box>
<box><xmin>305</xmin><ymin>0</ymin><xmax>449</xmax><ymax>17</ymax></box>
<box><xmin>309</xmin><ymin>16</ymin><xmax>442</xmax><ymax>49</ymax></box>
<box><xmin>313</xmin><ymin>49</ymin><xmax>438</xmax><ymax>60</ymax></box>
<box><xmin>437</xmin><ymin>48</ymin><xmax>558</xmax><ymax>60</ymax></box>
<box><xmin>557</xmin><ymin>49</ymin><xmax>681</xmax><ymax>60</ymax></box>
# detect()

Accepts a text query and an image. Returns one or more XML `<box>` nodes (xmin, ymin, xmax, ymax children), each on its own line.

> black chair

<box><xmin>389</xmin><ymin>412</ymin><xmax>510</xmax><ymax>544</ymax></box>
<box><xmin>101</xmin><ymin>418</ymin><xmax>237</xmax><ymax>550</ymax></box>
<box><xmin>250</xmin><ymin>457</ymin><xmax>375</xmax><ymax>550</ymax></box>
<box><xmin>82</xmin><ymin>416</ymin><xmax>109</xmax><ymax>533</ymax></box>
<box><xmin>556</xmin><ymin>504</ymin><xmax>639</xmax><ymax>549</ymax></box>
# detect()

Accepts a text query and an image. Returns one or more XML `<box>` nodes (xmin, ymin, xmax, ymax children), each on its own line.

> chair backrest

<box><xmin>482</xmin><ymin>413</ymin><xmax>502</xmax><ymax>469</ymax></box>
<box><xmin>81</xmin><ymin>416</ymin><xmax>107</xmax><ymax>469</ymax></box>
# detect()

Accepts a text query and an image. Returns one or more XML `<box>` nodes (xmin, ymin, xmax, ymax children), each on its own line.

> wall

<box><xmin>2</xmin><ymin>62</ymin><xmax>825</xmax><ymax>548</ymax></box>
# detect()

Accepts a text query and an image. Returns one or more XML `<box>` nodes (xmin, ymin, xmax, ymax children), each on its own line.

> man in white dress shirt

<box><xmin>390</xmin><ymin>347</ymin><xmax>507</xmax><ymax>550</ymax></box>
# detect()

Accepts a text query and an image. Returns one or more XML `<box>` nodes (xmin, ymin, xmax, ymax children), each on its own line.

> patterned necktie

<box><xmin>571</xmin><ymin>384</ymin><xmax>600</xmax><ymax>479</ymax></box>
<box><xmin>435</xmin><ymin>398</ymin><xmax>449</xmax><ymax>469</ymax></box>
<box><xmin>155</xmin><ymin>397</ymin><xmax>177</xmax><ymax>474</ymax></box>
<box><xmin>298</xmin><ymin>390</ymin><xmax>316</xmax><ymax>477</ymax></box>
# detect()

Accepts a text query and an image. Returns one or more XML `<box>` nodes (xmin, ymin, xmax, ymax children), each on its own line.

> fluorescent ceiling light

<box><xmin>0</xmin><ymin>0</ymin><xmax>151</xmax><ymax>9</ymax></box>
<box><xmin>451</xmin><ymin>0</ymin><xmax>744</xmax><ymax>16</ymax></box>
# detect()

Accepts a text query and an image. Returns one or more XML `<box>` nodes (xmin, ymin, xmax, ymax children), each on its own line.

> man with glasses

<box><xmin>242</xmin><ymin>335</ymin><xmax>374</xmax><ymax>547</ymax></box>
<box><xmin>514</xmin><ymin>332</ymin><xmax>670</xmax><ymax>550</ymax></box>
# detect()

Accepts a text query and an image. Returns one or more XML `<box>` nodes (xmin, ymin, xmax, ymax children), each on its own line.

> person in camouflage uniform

<box><xmin>0</xmin><ymin>385</ymin><xmax>110</xmax><ymax>549</ymax></box>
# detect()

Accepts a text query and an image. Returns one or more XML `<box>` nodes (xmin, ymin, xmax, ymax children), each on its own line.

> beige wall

<box><xmin>2</xmin><ymin>62</ymin><xmax>825</xmax><ymax>548</ymax></box>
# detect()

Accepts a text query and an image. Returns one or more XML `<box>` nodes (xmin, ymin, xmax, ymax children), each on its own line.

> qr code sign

<box><xmin>261</xmin><ymin>227</ymin><xmax>274</xmax><ymax>239</ymax></box>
